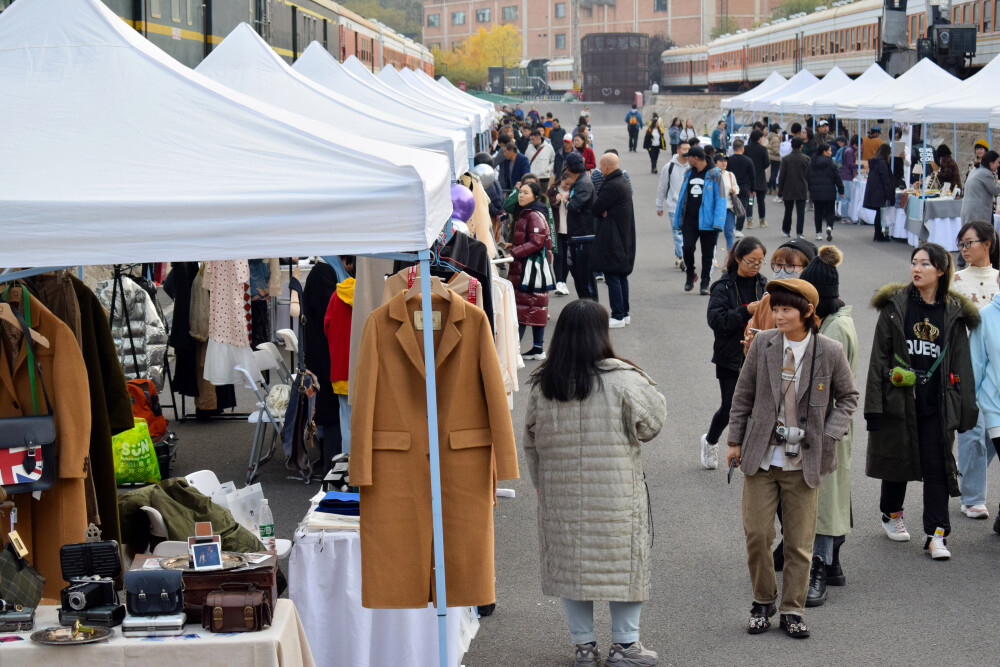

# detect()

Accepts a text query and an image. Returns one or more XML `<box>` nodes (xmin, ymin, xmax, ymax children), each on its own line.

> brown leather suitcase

<box><xmin>201</xmin><ymin>583</ymin><xmax>272</xmax><ymax>633</ymax></box>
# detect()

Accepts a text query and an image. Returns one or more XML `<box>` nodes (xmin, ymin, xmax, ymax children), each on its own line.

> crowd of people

<box><xmin>485</xmin><ymin>102</ymin><xmax>1000</xmax><ymax>667</ymax></box>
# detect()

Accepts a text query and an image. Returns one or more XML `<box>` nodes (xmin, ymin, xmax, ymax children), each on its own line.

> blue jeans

<box><xmin>957</xmin><ymin>412</ymin><xmax>996</xmax><ymax>506</ymax></box>
<box><xmin>668</xmin><ymin>212</ymin><xmax>683</xmax><ymax>259</ymax></box>
<box><xmin>723</xmin><ymin>210</ymin><xmax>736</xmax><ymax>250</ymax></box>
<box><xmin>605</xmin><ymin>273</ymin><xmax>630</xmax><ymax>320</ymax></box>
<box><xmin>561</xmin><ymin>598</ymin><xmax>642</xmax><ymax>645</ymax></box>
<box><xmin>338</xmin><ymin>394</ymin><xmax>352</xmax><ymax>455</ymax></box>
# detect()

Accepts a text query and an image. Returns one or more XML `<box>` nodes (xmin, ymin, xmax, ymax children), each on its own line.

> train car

<box><xmin>799</xmin><ymin>1</ymin><xmax>882</xmax><ymax>76</ymax></box>
<box><xmin>546</xmin><ymin>57</ymin><xmax>575</xmax><ymax>93</ymax></box>
<box><xmin>950</xmin><ymin>0</ymin><xmax>1000</xmax><ymax>65</ymax></box>
<box><xmin>661</xmin><ymin>44</ymin><xmax>709</xmax><ymax>89</ymax></box>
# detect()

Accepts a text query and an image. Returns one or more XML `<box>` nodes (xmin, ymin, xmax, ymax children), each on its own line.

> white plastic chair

<box><xmin>256</xmin><ymin>341</ymin><xmax>292</xmax><ymax>384</ymax></box>
<box><xmin>141</xmin><ymin>506</ymin><xmax>168</xmax><ymax>539</ymax></box>
<box><xmin>276</xmin><ymin>328</ymin><xmax>298</xmax><ymax>354</ymax></box>
<box><xmin>185</xmin><ymin>469</ymin><xmax>223</xmax><ymax>498</ymax></box>
<box><xmin>152</xmin><ymin>540</ymin><xmax>189</xmax><ymax>557</ymax></box>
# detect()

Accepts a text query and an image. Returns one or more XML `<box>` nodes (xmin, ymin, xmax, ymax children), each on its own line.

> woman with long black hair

<box><xmin>865</xmin><ymin>243</ymin><xmax>980</xmax><ymax>559</ymax></box>
<box><xmin>643</xmin><ymin>114</ymin><xmax>667</xmax><ymax>174</ymax></box>
<box><xmin>504</xmin><ymin>181</ymin><xmax>553</xmax><ymax>360</ymax></box>
<box><xmin>701</xmin><ymin>237</ymin><xmax>768</xmax><ymax>469</ymax></box>
<box><xmin>863</xmin><ymin>143</ymin><xmax>895</xmax><ymax>242</ymax></box>
<box><xmin>524</xmin><ymin>300</ymin><xmax>666</xmax><ymax>667</ymax></box>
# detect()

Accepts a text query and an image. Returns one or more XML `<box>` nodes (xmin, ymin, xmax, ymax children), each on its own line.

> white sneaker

<box><xmin>700</xmin><ymin>434</ymin><xmax>719</xmax><ymax>470</ymax></box>
<box><xmin>734</xmin><ymin>230</ymin><xmax>745</xmax><ymax>239</ymax></box>
<box><xmin>882</xmin><ymin>512</ymin><xmax>911</xmax><ymax>541</ymax></box>
<box><xmin>555</xmin><ymin>282</ymin><xmax>570</xmax><ymax>295</ymax></box>
<box><xmin>925</xmin><ymin>528</ymin><xmax>951</xmax><ymax>560</ymax></box>
<box><xmin>606</xmin><ymin>641</ymin><xmax>658</xmax><ymax>666</ymax></box>
<box><xmin>815</xmin><ymin>233</ymin><xmax>824</xmax><ymax>241</ymax></box>
<box><xmin>961</xmin><ymin>504</ymin><xmax>990</xmax><ymax>519</ymax></box>
<box><xmin>623</xmin><ymin>316</ymin><xmax>631</xmax><ymax>325</ymax></box>
<box><xmin>609</xmin><ymin>318</ymin><xmax>626</xmax><ymax>329</ymax></box>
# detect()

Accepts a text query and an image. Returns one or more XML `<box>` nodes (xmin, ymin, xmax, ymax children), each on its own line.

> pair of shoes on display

<box><xmin>806</xmin><ymin>556</ymin><xmax>827</xmax><ymax>607</ymax></box>
<box><xmin>925</xmin><ymin>527</ymin><xmax>951</xmax><ymax>560</ymax></box>
<box><xmin>554</xmin><ymin>282</ymin><xmax>570</xmax><ymax>296</ymax></box>
<box><xmin>522</xmin><ymin>347</ymin><xmax>546</xmax><ymax>361</ymax></box>
<box><xmin>961</xmin><ymin>503</ymin><xmax>989</xmax><ymax>519</ymax></box>
<box><xmin>699</xmin><ymin>434</ymin><xmax>718</xmax><ymax>470</ymax></box>
<box><xmin>609</xmin><ymin>318</ymin><xmax>627</xmax><ymax>329</ymax></box>
<box><xmin>605</xmin><ymin>641</ymin><xmax>658</xmax><ymax>666</ymax></box>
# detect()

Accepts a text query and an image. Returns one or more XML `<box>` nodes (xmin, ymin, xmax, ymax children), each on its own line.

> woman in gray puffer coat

<box><xmin>524</xmin><ymin>299</ymin><xmax>667</xmax><ymax>667</ymax></box>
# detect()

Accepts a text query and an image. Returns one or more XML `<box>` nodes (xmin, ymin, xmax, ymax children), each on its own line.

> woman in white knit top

<box><xmin>954</xmin><ymin>220</ymin><xmax>1000</xmax><ymax>520</ymax></box>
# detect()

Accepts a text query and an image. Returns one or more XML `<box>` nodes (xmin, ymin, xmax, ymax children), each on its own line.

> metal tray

<box><xmin>30</xmin><ymin>625</ymin><xmax>113</xmax><ymax>645</ymax></box>
<box><xmin>158</xmin><ymin>552</ymin><xmax>248</xmax><ymax>571</ymax></box>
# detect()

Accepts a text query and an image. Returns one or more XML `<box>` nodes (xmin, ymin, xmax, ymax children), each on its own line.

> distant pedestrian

<box><xmin>592</xmin><ymin>153</ymin><xmax>636</xmax><ymax>328</ymax></box>
<box><xmin>702</xmin><ymin>237</ymin><xmax>768</xmax><ymax>470</ymax></box>
<box><xmin>727</xmin><ymin>279</ymin><xmax>859</xmax><ymax>639</ymax></box>
<box><xmin>778</xmin><ymin>137</ymin><xmax>810</xmax><ymax>238</ymax></box>
<box><xmin>727</xmin><ymin>139</ymin><xmax>756</xmax><ymax>237</ymax></box>
<box><xmin>555</xmin><ymin>136</ymin><xmax>575</xmax><ymax>180</ymax></box>
<box><xmin>573</xmin><ymin>133</ymin><xmax>597</xmax><ymax>171</ymax></box>
<box><xmin>643</xmin><ymin>114</ymin><xmax>666</xmax><ymax>173</ymax></box>
<box><xmin>711</xmin><ymin>120</ymin><xmax>729</xmax><ymax>153</ymax></box>
<box><xmin>656</xmin><ymin>141</ymin><xmax>692</xmax><ymax>271</ymax></box>
<box><xmin>673</xmin><ymin>146</ymin><xmax>726</xmax><ymax>294</ymax></box>
<box><xmin>806</xmin><ymin>143</ymin><xmax>844</xmax><ymax>242</ymax></box>
<box><xmin>714</xmin><ymin>154</ymin><xmax>739</xmax><ymax>250</ymax></box>
<box><xmin>499</xmin><ymin>141</ymin><xmax>531</xmax><ymax>196</ymax></box>
<box><xmin>767</xmin><ymin>123</ymin><xmax>782</xmax><ymax>195</ymax></box>
<box><xmin>744</xmin><ymin>130</ymin><xmax>770</xmax><ymax>229</ymax></box>
<box><xmin>516</xmin><ymin>124</ymin><xmax>532</xmax><ymax>154</ymax></box>
<box><xmin>625</xmin><ymin>104</ymin><xmax>644</xmax><ymax>152</ymax></box>
<box><xmin>562</xmin><ymin>152</ymin><xmax>599</xmax><ymax>301</ymax></box>
<box><xmin>549</xmin><ymin>118</ymin><xmax>567</xmax><ymax>150</ymax></box>
<box><xmin>668</xmin><ymin>117</ymin><xmax>682</xmax><ymax>155</ymax></box>
<box><xmin>524</xmin><ymin>299</ymin><xmax>666</xmax><ymax>667</ymax></box>
<box><xmin>860</xmin><ymin>125</ymin><xmax>883</xmax><ymax>161</ymax></box>
<box><xmin>547</xmin><ymin>174</ymin><xmax>572</xmax><ymax>296</ymax></box>
<box><xmin>505</xmin><ymin>181</ymin><xmax>553</xmax><ymax>361</ymax></box>
<box><xmin>525</xmin><ymin>130</ymin><xmax>555</xmax><ymax>191</ymax></box>
<box><xmin>866</xmin><ymin>243</ymin><xmax>979</xmax><ymax>560</ymax></box>
<box><xmin>961</xmin><ymin>150</ymin><xmax>1000</xmax><ymax>225</ymax></box>
<box><xmin>862</xmin><ymin>143</ymin><xmax>894</xmax><ymax>242</ymax></box>
<box><xmin>680</xmin><ymin>118</ymin><xmax>698</xmax><ymax>144</ymax></box>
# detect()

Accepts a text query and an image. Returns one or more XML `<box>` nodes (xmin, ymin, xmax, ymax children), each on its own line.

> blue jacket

<box><xmin>971</xmin><ymin>293</ymin><xmax>1000</xmax><ymax>431</ymax></box>
<box><xmin>673</xmin><ymin>167</ymin><xmax>727</xmax><ymax>232</ymax></box>
<box><xmin>625</xmin><ymin>110</ymin><xmax>643</xmax><ymax>127</ymax></box>
<box><xmin>499</xmin><ymin>152</ymin><xmax>531</xmax><ymax>193</ymax></box>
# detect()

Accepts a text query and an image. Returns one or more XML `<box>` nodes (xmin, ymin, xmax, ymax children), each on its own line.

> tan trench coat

<box><xmin>1</xmin><ymin>295</ymin><xmax>91</xmax><ymax>598</ymax></box>
<box><xmin>350</xmin><ymin>290</ymin><xmax>518</xmax><ymax>609</ymax></box>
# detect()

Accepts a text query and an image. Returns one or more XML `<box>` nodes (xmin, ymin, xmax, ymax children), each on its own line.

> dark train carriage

<box><xmin>267</xmin><ymin>0</ymin><xmax>339</xmax><ymax>63</ymax></box>
<box><xmin>581</xmin><ymin>32</ymin><xmax>649</xmax><ymax>103</ymax></box>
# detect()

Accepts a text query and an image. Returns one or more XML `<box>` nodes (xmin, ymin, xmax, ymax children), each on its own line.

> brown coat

<box><xmin>0</xmin><ymin>295</ymin><xmax>91</xmax><ymax>598</ymax></box>
<box><xmin>727</xmin><ymin>329</ymin><xmax>859</xmax><ymax>488</ymax></box>
<box><xmin>350</xmin><ymin>291</ymin><xmax>518</xmax><ymax>608</ymax></box>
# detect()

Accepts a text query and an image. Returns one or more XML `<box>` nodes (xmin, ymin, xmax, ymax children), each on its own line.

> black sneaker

<box><xmin>700</xmin><ymin>287</ymin><xmax>710</xmax><ymax>295</ymax></box>
<box><xmin>805</xmin><ymin>555</ymin><xmax>827</xmax><ymax>607</ymax></box>
<box><xmin>780</xmin><ymin>613</ymin><xmax>810</xmax><ymax>638</ymax></box>
<box><xmin>522</xmin><ymin>347</ymin><xmax>546</xmax><ymax>361</ymax></box>
<box><xmin>684</xmin><ymin>281</ymin><xmax>694</xmax><ymax>292</ymax></box>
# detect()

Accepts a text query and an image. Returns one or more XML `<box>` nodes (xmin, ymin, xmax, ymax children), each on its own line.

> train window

<box><xmin>186</xmin><ymin>0</ymin><xmax>192</xmax><ymax>25</ymax></box>
<box><xmin>974</xmin><ymin>2</ymin><xmax>981</xmax><ymax>27</ymax></box>
<box><xmin>986</xmin><ymin>0</ymin><xmax>993</xmax><ymax>30</ymax></box>
<box><xmin>171</xmin><ymin>0</ymin><xmax>179</xmax><ymax>22</ymax></box>
<box><xmin>150</xmin><ymin>0</ymin><xmax>161</xmax><ymax>19</ymax></box>
<box><xmin>427</xmin><ymin>13</ymin><xmax>440</xmax><ymax>27</ymax></box>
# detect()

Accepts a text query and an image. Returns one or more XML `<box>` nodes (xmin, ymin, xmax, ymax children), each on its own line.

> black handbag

<box><xmin>0</xmin><ymin>295</ymin><xmax>56</xmax><ymax>495</ymax></box>
<box><xmin>124</xmin><ymin>569</ymin><xmax>184</xmax><ymax>616</ymax></box>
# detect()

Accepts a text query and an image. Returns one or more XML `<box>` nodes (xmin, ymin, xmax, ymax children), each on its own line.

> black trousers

<box><xmin>570</xmin><ymin>241</ymin><xmax>598</xmax><ymax>301</ymax></box>
<box><xmin>682</xmin><ymin>224</ymin><xmax>717</xmax><ymax>288</ymax></box>
<box><xmin>648</xmin><ymin>147</ymin><xmax>661</xmax><ymax>170</ymax></box>
<box><xmin>873</xmin><ymin>208</ymin><xmax>890</xmax><ymax>242</ymax></box>
<box><xmin>768</xmin><ymin>160</ymin><xmax>780</xmax><ymax>190</ymax></box>
<box><xmin>752</xmin><ymin>190</ymin><xmax>766</xmax><ymax>221</ymax></box>
<box><xmin>814</xmin><ymin>200</ymin><xmax>835</xmax><ymax>233</ymax></box>
<box><xmin>879</xmin><ymin>416</ymin><xmax>951</xmax><ymax>537</ymax></box>
<box><xmin>707</xmin><ymin>367</ymin><xmax>740</xmax><ymax>444</ymax></box>
<box><xmin>782</xmin><ymin>200</ymin><xmax>806</xmax><ymax>236</ymax></box>
<box><xmin>553</xmin><ymin>233</ymin><xmax>570</xmax><ymax>283</ymax></box>
<box><xmin>628</xmin><ymin>125</ymin><xmax>640</xmax><ymax>151</ymax></box>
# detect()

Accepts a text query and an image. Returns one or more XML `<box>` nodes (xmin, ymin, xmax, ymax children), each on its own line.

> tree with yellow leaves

<box><xmin>432</xmin><ymin>25</ymin><xmax>522</xmax><ymax>89</ymax></box>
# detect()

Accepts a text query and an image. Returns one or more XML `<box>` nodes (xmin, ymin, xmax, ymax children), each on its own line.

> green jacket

<box><xmin>864</xmin><ymin>283</ymin><xmax>979</xmax><ymax>494</ymax></box>
<box><xmin>817</xmin><ymin>306</ymin><xmax>858</xmax><ymax>536</ymax></box>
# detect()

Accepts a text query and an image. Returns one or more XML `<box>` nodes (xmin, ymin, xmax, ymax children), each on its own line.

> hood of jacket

<box><xmin>336</xmin><ymin>277</ymin><xmax>356</xmax><ymax>307</ymax></box>
<box><xmin>870</xmin><ymin>282</ymin><xmax>980</xmax><ymax>330</ymax></box>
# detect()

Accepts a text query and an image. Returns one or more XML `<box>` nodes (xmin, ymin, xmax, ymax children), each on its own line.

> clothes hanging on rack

<box><xmin>323</xmin><ymin>277</ymin><xmax>354</xmax><ymax>454</ymax></box>
<box><xmin>303</xmin><ymin>260</ymin><xmax>343</xmax><ymax>461</ymax></box>
<box><xmin>348</xmin><ymin>256</ymin><xmax>395</xmax><ymax>406</ymax></box>
<box><xmin>350</xmin><ymin>290</ymin><xmax>518</xmax><ymax>609</ymax></box>
<box><xmin>458</xmin><ymin>172</ymin><xmax>499</xmax><ymax>259</ymax></box>
<box><xmin>0</xmin><ymin>293</ymin><xmax>92</xmax><ymax>598</ymax></box>
<box><xmin>203</xmin><ymin>260</ymin><xmax>259</xmax><ymax>386</ymax></box>
<box><xmin>163</xmin><ymin>262</ymin><xmax>200</xmax><ymax>397</ymax></box>
<box><xmin>248</xmin><ymin>259</ymin><xmax>274</xmax><ymax>350</ymax></box>
<box><xmin>381</xmin><ymin>267</ymin><xmax>484</xmax><ymax>309</ymax></box>
<box><xmin>491</xmin><ymin>275</ymin><xmax>522</xmax><ymax>408</ymax></box>
<box><xmin>95</xmin><ymin>277</ymin><xmax>168</xmax><ymax>389</ymax></box>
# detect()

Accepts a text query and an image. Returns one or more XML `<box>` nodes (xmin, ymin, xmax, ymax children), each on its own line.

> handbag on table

<box><xmin>201</xmin><ymin>582</ymin><xmax>272</xmax><ymax>633</ymax></box>
<box><xmin>124</xmin><ymin>569</ymin><xmax>184</xmax><ymax>616</ymax></box>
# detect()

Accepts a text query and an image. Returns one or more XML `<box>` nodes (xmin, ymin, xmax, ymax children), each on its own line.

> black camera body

<box><xmin>61</xmin><ymin>576</ymin><xmax>117</xmax><ymax>611</ymax></box>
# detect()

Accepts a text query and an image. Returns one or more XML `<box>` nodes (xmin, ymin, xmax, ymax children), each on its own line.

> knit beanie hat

<box><xmin>799</xmin><ymin>245</ymin><xmax>843</xmax><ymax>299</ymax></box>
<box><xmin>777</xmin><ymin>238</ymin><xmax>817</xmax><ymax>264</ymax></box>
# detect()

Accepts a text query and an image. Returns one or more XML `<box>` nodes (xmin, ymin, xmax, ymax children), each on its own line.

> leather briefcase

<box><xmin>124</xmin><ymin>569</ymin><xmax>183</xmax><ymax>616</ymax></box>
<box><xmin>201</xmin><ymin>583</ymin><xmax>272</xmax><ymax>633</ymax></box>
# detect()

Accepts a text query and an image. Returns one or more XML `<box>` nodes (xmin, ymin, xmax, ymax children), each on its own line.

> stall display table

<box><xmin>0</xmin><ymin>600</ymin><xmax>314</xmax><ymax>667</ymax></box>
<box><xmin>906</xmin><ymin>197</ymin><xmax>963</xmax><ymax>251</ymax></box>
<box><xmin>289</xmin><ymin>529</ymin><xmax>477</xmax><ymax>667</ymax></box>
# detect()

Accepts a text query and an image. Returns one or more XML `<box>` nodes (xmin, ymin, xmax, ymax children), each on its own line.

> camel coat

<box><xmin>0</xmin><ymin>295</ymin><xmax>91</xmax><ymax>598</ymax></box>
<box><xmin>350</xmin><ymin>290</ymin><xmax>518</xmax><ymax>608</ymax></box>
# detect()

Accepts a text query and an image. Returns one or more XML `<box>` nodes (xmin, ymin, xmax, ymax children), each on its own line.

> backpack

<box><xmin>833</xmin><ymin>146</ymin><xmax>846</xmax><ymax>168</ymax></box>
<box><xmin>127</xmin><ymin>378</ymin><xmax>168</xmax><ymax>441</ymax></box>
<box><xmin>628</xmin><ymin>113</ymin><xmax>638</xmax><ymax>125</ymax></box>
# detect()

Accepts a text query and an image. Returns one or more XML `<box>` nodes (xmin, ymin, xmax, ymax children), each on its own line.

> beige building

<box><xmin>422</xmin><ymin>0</ymin><xmax>780</xmax><ymax>57</ymax></box>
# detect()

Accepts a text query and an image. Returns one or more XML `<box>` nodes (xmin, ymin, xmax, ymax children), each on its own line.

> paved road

<box><xmin>464</xmin><ymin>106</ymin><xmax>1000</xmax><ymax>665</ymax></box>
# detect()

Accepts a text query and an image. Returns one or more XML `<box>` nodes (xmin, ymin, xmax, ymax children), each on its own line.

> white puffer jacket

<box><xmin>524</xmin><ymin>359</ymin><xmax>667</xmax><ymax>601</ymax></box>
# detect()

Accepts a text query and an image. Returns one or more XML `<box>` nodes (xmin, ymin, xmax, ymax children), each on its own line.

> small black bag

<box><xmin>124</xmin><ymin>569</ymin><xmax>184</xmax><ymax>616</ymax></box>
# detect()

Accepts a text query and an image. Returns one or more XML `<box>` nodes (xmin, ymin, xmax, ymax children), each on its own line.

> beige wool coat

<box><xmin>350</xmin><ymin>290</ymin><xmax>518</xmax><ymax>609</ymax></box>
<box><xmin>524</xmin><ymin>360</ymin><xmax>666</xmax><ymax>602</ymax></box>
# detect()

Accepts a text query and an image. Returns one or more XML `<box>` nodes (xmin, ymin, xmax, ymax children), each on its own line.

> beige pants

<box><xmin>742</xmin><ymin>467</ymin><xmax>819</xmax><ymax>616</ymax></box>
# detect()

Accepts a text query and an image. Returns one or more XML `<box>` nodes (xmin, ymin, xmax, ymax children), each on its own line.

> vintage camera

<box><xmin>774</xmin><ymin>424</ymin><xmax>805</xmax><ymax>457</ymax></box>
<box><xmin>61</xmin><ymin>576</ymin><xmax>117</xmax><ymax>611</ymax></box>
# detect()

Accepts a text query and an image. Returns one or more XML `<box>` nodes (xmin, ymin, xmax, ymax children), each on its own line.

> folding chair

<box><xmin>236</xmin><ymin>349</ymin><xmax>286</xmax><ymax>484</ymax></box>
<box><xmin>255</xmin><ymin>342</ymin><xmax>292</xmax><ymax>385</ymax></box>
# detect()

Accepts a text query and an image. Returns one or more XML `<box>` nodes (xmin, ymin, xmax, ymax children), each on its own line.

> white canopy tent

<box><xmin>293</xmin><ymin>44</ymin><xmax>477</xmax><ymax>160</ymax></box>
<box><xmin>376</xmin><ymin>63</ymin><xmax>490</xmax><ymax>133</ymax></box>
<box><xmin>434</xmin><ymin>74</ymin><xmax>497</xmax><ymax>120</ymax></box>
<box><xmin>0</xmin><ymin>0</ymin><xmax>452</xmax><ymax>266</ymax></box>
<box><xmin>744</xmin><ymin>69</ymin><xmax>818</xmax><ymax>112</ymax></box>
<box><xmin>196</xmin><ymin>25</ymin><xmax>466</xmax><ymax>178</ymax></box>
<box><xmin>778</xmin><ymin>67</ymin><xmax>851</xmax><ymax>114</ymax></box>
<box><xmin>894</xmin><ymin>54</ymin><xmax>1000</xmax><ymax>124</ymax></box>
<box><xmin>413</xmin><ymin>70</ymin><xmax>497</xmax><ymax>126</ymax></box>
<box><xmin>720</xmin><ymin>72</ymin><xmax>787</xmax><ymax>111</ymax></box>
<box><xmin>401</xmin><ymin>67</ymin><xmax>493</xmax><ymax>130</ymax></box>
<box><xmin>808</xmin><ymin>63</ymin><xmax>893</xmax><ymax>115</ymax></box>
<box><xmin>837</xmin><ymin>58</ymin><xmax>960</xmax><ymax>119</ymax></box>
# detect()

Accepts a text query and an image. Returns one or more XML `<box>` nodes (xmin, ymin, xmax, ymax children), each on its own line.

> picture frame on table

<box><xmin>191</xmin><ymin>542</ymin><xmax>223</xmax><ymax>571</ymax></box>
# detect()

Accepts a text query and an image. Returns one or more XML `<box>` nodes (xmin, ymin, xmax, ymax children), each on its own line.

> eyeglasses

<box><xmin>741</xmin><ymin>258</ymin><xmax>764</xmax><ymax>268</ymax></box>
<box><xmin>958</xmin><ymin>239</ymin><xmax>984</xmax><ymax>250</ymax></box>
<box><xmin>771</xmin><ymin>263</ymin><xmax>804</xmax><ymax>271</ymax></box>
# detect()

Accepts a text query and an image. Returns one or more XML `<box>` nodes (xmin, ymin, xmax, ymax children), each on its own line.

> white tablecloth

<box><xmin>289</xmin><ymin>529</ymin><xmax>475</xmax><ymax>667</ymax></box>
<box><xmin>925</xmin><ymin>217</ymin><xmax>962</xmax><ymax>251</ymax></box>
<box><xmin>0</xmin><ymin>600</ymin><xmax>314</xmax><ymax>667</ymax></box>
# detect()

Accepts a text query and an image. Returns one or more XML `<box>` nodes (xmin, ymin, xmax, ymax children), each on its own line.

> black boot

<box><xmin>826</xmin><ymin>536</ymin><xmax>846</xmax><ymax>586</ymax></box>
<box><xmin>806</xmin><ymin>555</ymin><xmax>827</xmax><ymax>607</ymax></box>
<box><xmin>772</xmin><ymin>541</ymin><xmax>784</xmax><ymax>572</ymax></box>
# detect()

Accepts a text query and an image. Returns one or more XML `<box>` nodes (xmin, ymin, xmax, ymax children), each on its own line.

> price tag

<box><xmin>414</xmin><ymin>311</ymin><xmax>441</xmax><ymax>331</ymax></box>
<box><xmin>8</xmin><ymin>531</ymin><xmax>27</xmax><ymax>558</ymax></box>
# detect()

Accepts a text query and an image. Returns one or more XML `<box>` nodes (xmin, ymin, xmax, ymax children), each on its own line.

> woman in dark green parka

<box><xmin>864</xmin><ymin>243</ymin><xmax>979</xmax><ymax>560</ymax></box>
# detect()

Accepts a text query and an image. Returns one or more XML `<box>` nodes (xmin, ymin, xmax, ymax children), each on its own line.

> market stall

<box><xmin>372</xmin><ymin>62</ymin><xmax>488</xmax><ymax>133</ymax></box>
<box><xmin>742</xmin><ymin>69</ymin><xmax>817</xmax><ymax>113</ymax></box>
<box><xmin>771</xmin><ymin>66</ymin><xmax>850</xmax><ymax>115</ymax></box>
<box><xmin>721</xmin><ymin>71</ymin><xmax>787</xmax><ymax>111</ymax></box>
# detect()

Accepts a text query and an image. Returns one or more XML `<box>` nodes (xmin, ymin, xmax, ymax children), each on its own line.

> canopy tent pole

<box><xmin>953</xmin><ymin>124</ymin><xmax>957</xmax><ymax>156</ymax></box>
<box><xmin>990</xmin><ymin>127</ymin><xmax>994</xmax><ymax>148</ymax></box>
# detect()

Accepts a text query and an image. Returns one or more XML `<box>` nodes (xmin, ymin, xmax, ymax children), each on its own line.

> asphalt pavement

<box><xmin>463</xmin><ymin>106</ymin><xmax>1000</xmax><ymax>666</ymax></box>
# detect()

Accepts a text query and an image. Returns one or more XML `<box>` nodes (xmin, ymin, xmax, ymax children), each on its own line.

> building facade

<box><xmin>422</xmin><ymin>0</ymin><xmax>781</xmax><ymax>57</ymax></box>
